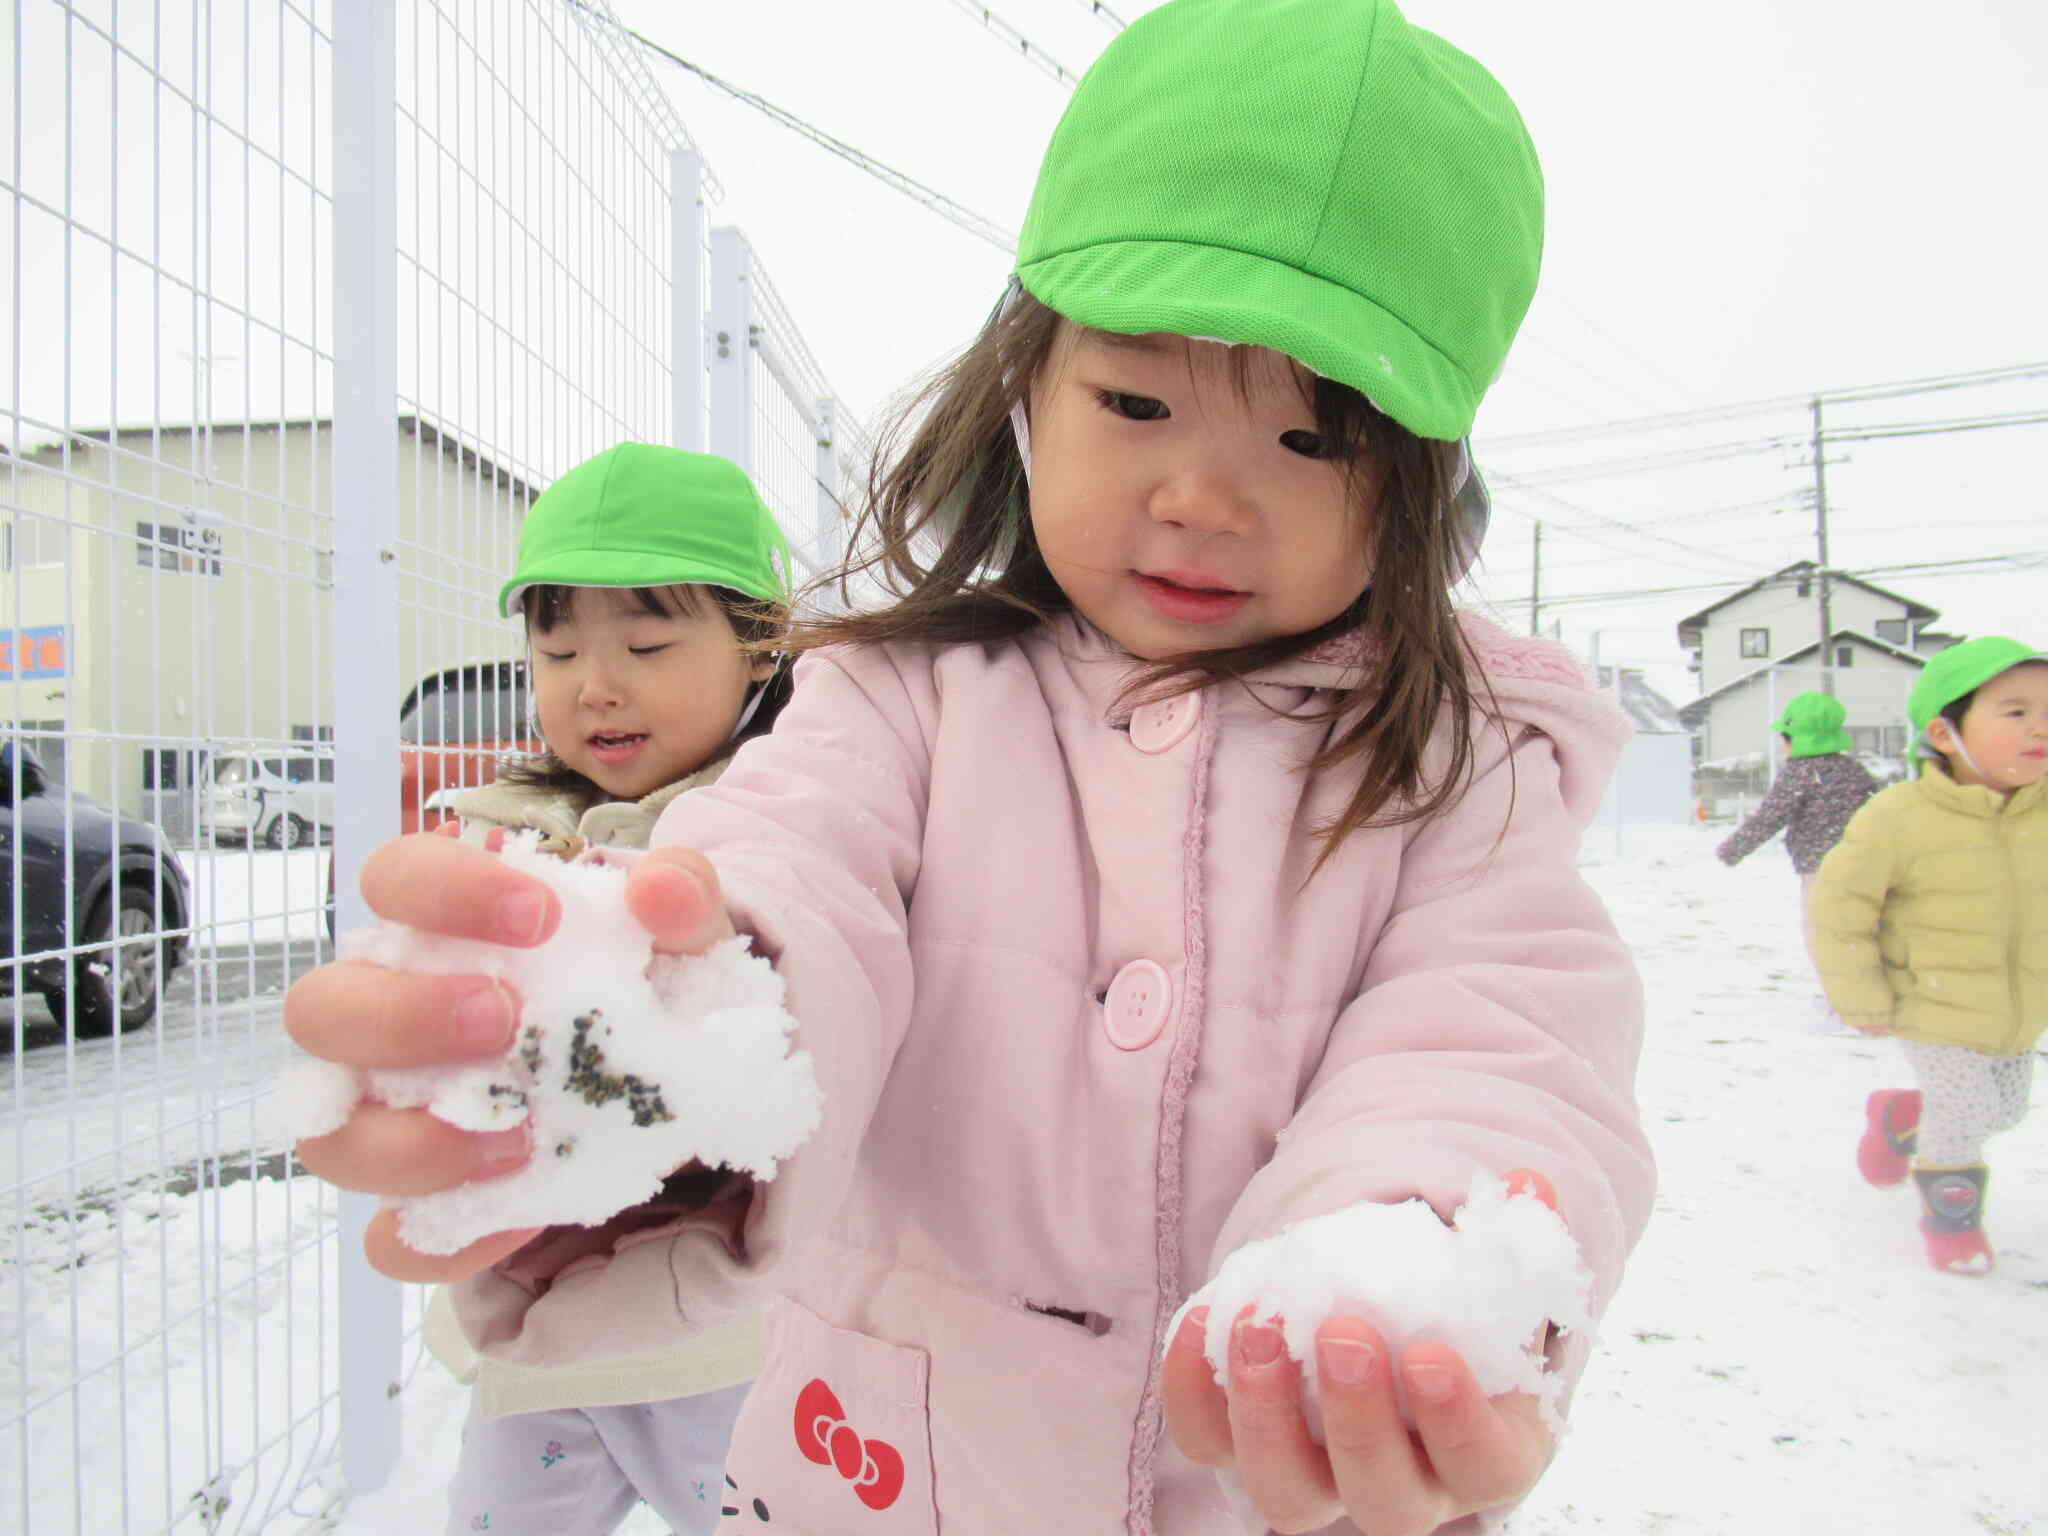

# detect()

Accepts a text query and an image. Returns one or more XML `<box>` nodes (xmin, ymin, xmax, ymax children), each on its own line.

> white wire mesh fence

<box><xmin>4</xmin><ymin>2</ymin><xmax>857</xmax><ymax>1530</ymax></box>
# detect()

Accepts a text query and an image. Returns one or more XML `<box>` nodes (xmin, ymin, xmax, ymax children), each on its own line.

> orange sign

<box><xmin>0</xmin><ymin>626</ymin><xmax>67</xmax><ymax>679</ymax></box>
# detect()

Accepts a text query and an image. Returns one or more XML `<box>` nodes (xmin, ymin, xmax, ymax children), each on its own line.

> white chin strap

<box><xmin>1944</xmin><ymin>731</ymin><xmax>1990</xmax><ymax>781</ymax></box>
<box><xmin>1009</xmin><ymin>399</ymin><xmax>1033</xmax><ymax>488</ymax></box>
<box><xmin>727</xmin><ymin>677</ymin><xmax>772</xmax><ymax>743</ymax></box>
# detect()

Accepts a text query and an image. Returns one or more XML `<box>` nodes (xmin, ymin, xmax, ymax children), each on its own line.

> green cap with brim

<box><xmin>1908</xmin><ymin>635</ymin><xmax>2048</xmax><ymax>754</ymax></box>
<box><xmin>1772</xmin><ymin>692</ymin><xmax>1854</xmax><ymax>758</ymax></box>
<box><xmin>499</xmin><ymin>443</ymin><xmax>793</xmax><ymax>618</ymax></box>
<box><xmin>1013</xmin><ymin>0</ymin><xmax>1542</xmax><ymax>443</ymax></box>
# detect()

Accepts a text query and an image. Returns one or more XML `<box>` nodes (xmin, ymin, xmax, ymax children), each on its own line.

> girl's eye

<box><xmin>628</xmin><ymin>644</ymin><xmax>673</xmax><ymax>657</ymax></box>
<box><xmin>537</xmin><ymin>651</ymin><xmax>575</xmax><ymax>663</ymax></box>
<box><xmin>1096</xmin><ymin>389</ymin><xmax>1170</xmax><ymax>422</ymax></box>
<box><xmin>1278</xmin><ymin>428</ymin><xmax>1335</xmax><ymax>460</ymax></box>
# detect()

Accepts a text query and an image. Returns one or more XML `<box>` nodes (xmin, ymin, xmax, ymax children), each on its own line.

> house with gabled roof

<box><xmin>1675</xmin><ymin>561</ymin><xmax>1958</xmax><ymax>768</ymax></box>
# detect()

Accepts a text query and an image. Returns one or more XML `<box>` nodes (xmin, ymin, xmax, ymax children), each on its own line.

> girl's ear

<box><xmin>747</xmin><ymin>653</ymin><xmax>779</xmax><ymax>684</ymax></box>
<box><xmin>1925</xmin><ymin>715</ymin><xmax>1960</xmax><ymax>754</ymax></box>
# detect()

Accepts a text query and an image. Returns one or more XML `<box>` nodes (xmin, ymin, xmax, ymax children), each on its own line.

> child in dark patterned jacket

<box><xmin>1717</xmin><ymin>692</ymin><xmax>1878</xmax><ymax>966</ymax></box>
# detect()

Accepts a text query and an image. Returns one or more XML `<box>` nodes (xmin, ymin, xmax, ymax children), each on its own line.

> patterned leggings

<box><xmin>444</xmin><ymin>1381</ymin><xmax>752</xmax><ymax>1536</ymax></box>
<box><xmin>1898</xmin><ymin>1040</ymin><xmax>2035</xmax><ymax>1166</ymax></box>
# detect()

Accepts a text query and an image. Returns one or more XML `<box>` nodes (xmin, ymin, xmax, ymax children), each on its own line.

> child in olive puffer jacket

<box><xmin>1811</xmin><ymin>637</ymin><xmax>2048</xmax><ymax>1275</ymax></box>
<box><xmin>1717</xmin><ymin>692</ymin><xmax>1877</xmax><ymax>967</ymax></box>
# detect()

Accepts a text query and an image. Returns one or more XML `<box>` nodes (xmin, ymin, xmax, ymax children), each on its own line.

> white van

<box><xmin>207</xmin><ymin>749</ymin><xmax>336</xmax><ymax>849</ymax></box>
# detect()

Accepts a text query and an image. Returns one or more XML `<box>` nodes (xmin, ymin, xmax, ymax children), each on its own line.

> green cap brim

<box><xmin>1018</xmin><ymin>241</ymin><xmax>1480</xmax><ymax>442</ymax></box>
<box><xmin>499</xmin><ymin>553</ymin><xmax>780</xmax><ymax>618</ymax></box>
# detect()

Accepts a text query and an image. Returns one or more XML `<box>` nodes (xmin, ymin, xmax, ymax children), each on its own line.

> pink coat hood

<box><xmin>456</xmin><ymin>611</ymin><xmax>1654</xmax><ymax>1533</ymax></box>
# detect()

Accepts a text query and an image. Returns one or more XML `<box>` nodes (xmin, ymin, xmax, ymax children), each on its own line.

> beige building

<box><xmin>1677</xmin><ymin>561</ymin><xmax>1960</xmax><ymax>768</ymax></box>
<box><xmin>1</xmin><ymin>419</ymin><xmax>529</xmax><ymax>836</ymax></box>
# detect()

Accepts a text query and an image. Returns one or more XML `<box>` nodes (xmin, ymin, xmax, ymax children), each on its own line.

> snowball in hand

<box><xmin>277</xmin><ymin>841</ymin><xmax>821</xmax><ymax>1255</ymax></box>
<box><xmin>1174</xmin><ymin>1175</ymin><xmax>1593</xmax><ymax>1429</ymax></box>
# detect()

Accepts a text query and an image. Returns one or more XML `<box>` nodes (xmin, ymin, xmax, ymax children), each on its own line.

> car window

<box><xmin>401</xmin><ymin>669</ymin><xmax>528</xmax><ymax>746</ymax></box>
<box><xmin>263</xmin><ymin>758</ymin><xmax>287</xmax><ymax>781</ymax></box>
<box><xmin>316</xmin><ymin>759</ymin><xmax>335</xmax><ymax>783</ymax></box>
<box><xmin>286</xmin><ymin>757</ymin><xmax>318</xmax><ymax>784</ymax></box>
<box><xmin>399</xmin><ymin>692</ymin><xmax>449</xmax><ymax>746</ymax></box>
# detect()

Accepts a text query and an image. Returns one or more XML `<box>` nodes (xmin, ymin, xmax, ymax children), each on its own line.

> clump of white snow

<box><xmin>274</xmin><ymin>839</ymin><xmax>821</xmax><ymax>1254</ymax></box>
<box><xmin>1174</xmin><ymin>1174</ymin><xmax>1593</xmax><ymax>1432</ymax></box>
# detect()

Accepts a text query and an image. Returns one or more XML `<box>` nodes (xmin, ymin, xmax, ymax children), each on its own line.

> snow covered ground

<box><xmin>186</xmin><ymin>847</ymin><xmax>334</xmax><ymax>949</ymax></box>
<box><xmin>10</xmin><ymin>823</ymin><xmax>2045</xmax><ymax>1533</ymax></box>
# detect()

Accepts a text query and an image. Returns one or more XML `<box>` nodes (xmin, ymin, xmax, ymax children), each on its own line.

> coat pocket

<box><xmin>719</xmin><ymin>1296</ymin><xmax>936</xmax><ymax>1534</ymax></box>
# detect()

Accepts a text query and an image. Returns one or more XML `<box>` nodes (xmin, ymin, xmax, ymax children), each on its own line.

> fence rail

<box><xmin>4</xmin><ymin>4</ymin><xmax>858</xmax><ymax>1529</ymax></box>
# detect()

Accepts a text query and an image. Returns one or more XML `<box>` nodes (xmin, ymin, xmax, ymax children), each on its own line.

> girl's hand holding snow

<box><xmin>1164</xmin><ymin>1310</ymin><xmax>1551</xmax><ymax>1535</ymax></box>
<box><xmin>285</xmin><ymin>834</ymin><xmax>740</xmax><ymax>1283</ymax></box>
<box><xmin>1161</xmin><ymin>1172</ymin><xmax>1578</xmax><ymax>1536</ymax></box>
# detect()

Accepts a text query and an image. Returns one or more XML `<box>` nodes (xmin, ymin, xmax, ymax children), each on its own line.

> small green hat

<box><xmin>1772</xmin><ymin>692</ymin><xmax>1853</xmax><ymax>758</ymax></box>
<box><xmin>1014</xmin><ymin>0</ymin><xmax>1543</xmax><ymax>443</ymax></box>
<box><xmin>1909</xmin><ymin>635</ymin><xmax>2048</xmax><ymax>752</ymax></box>
<box><xmin>500</xmin><ymin>443</ymin><xmax>793</xmax><ymax>618</ymax></box>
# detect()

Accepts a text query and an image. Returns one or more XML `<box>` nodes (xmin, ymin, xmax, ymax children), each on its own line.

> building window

<box><xmin>1882</xmin><ymin>725</ymin><xmax>1907</xmax><ymax>756</ymax></box>
<box><xmin>1836</xmin><ymin>646</ymin><xmax>1854</xmax><ymax>668</ymax></box>
<box><xmin>3</xmin><ymin>515</ymin><xmax>68</xmax><ymax>570</ymax></box>
<box><xmin>1740</xmin><ymin>627</ymin><xmax>1770</xmax><ymax>659</ymax></box>
<box><xmin>1874</xmin><ymin>618</ymin><xmax>1908</xmax><ymax>644</ymax></box>
<box><xmin>143</xmin><ymin>747</ymin><xmax>211</xmax><ymax>790</ymax></box>
<box><xmin>1848</xmin><ymin>727</ymin><xmax>1882</xmax><ymax>753</ymax></box>
<box><xmin>136</xmin><ymin>520</ymin><xmax>224</xmax><ymax>576</ymax></box>
<box><xmin>291</xmin><ymin>724</ymin><xmax>336</xmax><ymax>743</ymax></box>
<box><xmin>1796</xmin><ymin>578</ymin><xmax>1811</xmax><ymax>599</ymax></box>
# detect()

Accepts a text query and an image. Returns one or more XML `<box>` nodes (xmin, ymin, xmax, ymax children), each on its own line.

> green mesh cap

<box><xmin>1771</xmin><ymin>692</ymin><xmax>1853</xmax><ymax>758</ymax></box>
<box><xmin>499</xmin><ymin>443</ymin><xmax>793</xmax><ymax>617</ymax></box>
<box><xmin>1015</xmin><ymin>0</ymin><xmax>1543</xmax><ymax>442</ymax></box>
<box><xmin>1908</xmin><ymin>636</ymin><xmax>2048</xmax><ymax>752</ymax></box>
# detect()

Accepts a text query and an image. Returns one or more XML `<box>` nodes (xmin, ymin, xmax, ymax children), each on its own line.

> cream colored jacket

<box><xmin>1810</xmin><ymin>768</ymin><xmax>2048</xmax><ymax>1054</ymax></box>
<box><xmin>423</xmin><ymin>755</ymin><xmax>762</xmax><ymax>1420</ymax></box>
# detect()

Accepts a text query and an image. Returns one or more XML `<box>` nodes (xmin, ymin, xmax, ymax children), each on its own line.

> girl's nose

<box><xmin>1149</xmin><ymin>465</ymin><xmax>1253</xmax><ymax>536</ymax></box>
<box><xmin>577</xmin><ymin>666</ymin><xmax>623</xmax><ymax>707</ymax></box>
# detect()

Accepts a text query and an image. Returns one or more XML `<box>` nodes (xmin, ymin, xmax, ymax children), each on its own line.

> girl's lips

<box><xmin>587</xmin><ymin>733</ymin><xmax>648</xmax><ymax>766</ymax></box>
<box><xmin>1133</xmin><ymin>572</ymin><xmax>1251</xmax><ymax>624</ymax></box>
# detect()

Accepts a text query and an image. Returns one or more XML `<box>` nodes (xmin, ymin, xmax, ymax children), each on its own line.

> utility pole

<box><xmin>1529</xmin><ymin>521</ymin><xmax>1543</xmax><ymax>637</ymax></box>
<box><xmin>1811</xmin><ymin>395</ymin><xmax>1834</xmax><ymax>695</ymax></box>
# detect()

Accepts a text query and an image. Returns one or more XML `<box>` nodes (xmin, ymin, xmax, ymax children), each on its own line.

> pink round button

<box><xmin>1102</xmin><ymin>959</ymin><xmax>1173</xmax><ymax>1051</ymax></box>
<box><xmin>1128</xmin><ymin>696</ymin><xmax>1197</xmax><ymax>754</ymax></box>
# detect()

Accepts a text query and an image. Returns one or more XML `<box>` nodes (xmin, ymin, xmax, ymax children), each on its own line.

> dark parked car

<box><xmin>2</xmin><ymin>739</ymin><xmax>192</xmax><ymax>1034</ymax></box>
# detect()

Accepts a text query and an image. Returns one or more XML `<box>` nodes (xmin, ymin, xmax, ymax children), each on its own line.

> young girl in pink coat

<box><xmin>288</xmin><ymin>1</ymin><xmax>1654</xmax><ymax>1530</ymax></box>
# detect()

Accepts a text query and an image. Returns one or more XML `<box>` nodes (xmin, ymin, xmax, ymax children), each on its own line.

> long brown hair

<box><xmin>785</xmin><ymin>290</ymin><xmax>1497</xmax><ymax>869</ymax></box>
<box><xmin>498</xmin><ymin>583</ymin><xmax>792</xmax><ymax>798</ymax></box>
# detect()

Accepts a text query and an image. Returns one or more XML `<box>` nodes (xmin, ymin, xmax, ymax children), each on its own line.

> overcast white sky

<box><xmin>611</xmin><ymin>0</ymin><xmax>2048</xmax><ymax>677</ymax></box>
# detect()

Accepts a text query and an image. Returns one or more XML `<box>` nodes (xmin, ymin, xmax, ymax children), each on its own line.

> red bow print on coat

<box><xmin>794</xmin><ymin>1378</ymin><xmax>906</xmax><ymax>1512</ymax></box>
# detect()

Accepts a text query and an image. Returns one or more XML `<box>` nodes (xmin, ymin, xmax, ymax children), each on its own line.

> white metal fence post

<box><xmin>330</xmin><ymin>1</ymin><xmax>404</xmax><ymax>1496</ymax></box>
<box><xmin>709</xmin><ymin>228</ymin><xmax>757</xmax><ymax>475</ymax></box>
<box><xmin>814</xmin><ymin>396</ymin><xmax>841</xmax><ymax>579</ymax></box>
<box><xmin>672</xmin><ymin>152</ymin><xmax>710</xmax><ymax>455</ymax></box>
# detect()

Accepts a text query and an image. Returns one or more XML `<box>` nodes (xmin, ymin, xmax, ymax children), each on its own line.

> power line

<box><xmin>569</xmin><ymin>3</ymin><xmax>1020</xmax><ymax>254</ymax></box>
<box><xmin>1066</xmin><ymin>0</ymin><xmax>1132</xmax><ymax>29</ymax></box>
<box><xmin>1497</xmin><ymin>433</ymin><xmax>1805</xmax><ymax>487</ymax></box>
<box><xmin>1485</xmin><ymin>466</ymin><xmax>1759</xmax><ymax>573</ymax></box>
<box><xmin>1484</xmin><ymin>549</ymin><xmax>2048</xmax><ymax>613</ymax></box>
<box><xmin>1537</xmin><ymin>289</ymin><xmax>1707</xmax><ymax>411</ymax></box>
<box><xmin>1480</xmin><ymin>360</ymin><xmax>2048</xmax><ymax>453</ymax></box>
<box><xmin>1492</xmin><ymin>401</ymin><xmax>2048</xmax><ymax>488</ymax></box>
<box><xmin>1821</xmin><ymin>409</ymin><xmax>2048</xmax><ymax>444</ymax></box>
<box><xmin>942</xmin><ymin>0</ymin><xmax>1083</xmax><ymax>88</ymax></box>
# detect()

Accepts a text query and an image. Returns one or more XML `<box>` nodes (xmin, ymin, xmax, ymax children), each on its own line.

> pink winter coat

<box><xmin>455</xmin><ymin>612</ymin><xmax>1655</xmax><ymax>1534</ymax></box>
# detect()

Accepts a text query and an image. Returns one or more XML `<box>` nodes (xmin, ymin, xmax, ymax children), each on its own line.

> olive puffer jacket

<box><xmin>1716</xmin><ymin>752</ymin><xmax>1878</xmax><ymax>875</ymax></box>
<box><xmin>1809</xmin><ymin>770</ymin><xmax>2048</xmax><ymax>1053</ymax></box>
